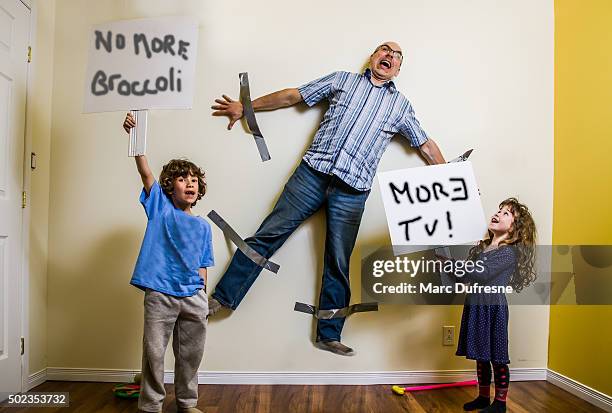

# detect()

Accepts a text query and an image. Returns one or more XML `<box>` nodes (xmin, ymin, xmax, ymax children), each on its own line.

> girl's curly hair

<box><xmin>159</xmin><ymin>159</ymin><xmax>207</xmax><ymax>207</ymax></box>
<box><xmin>468</xmin><ymin>198</ymin><xmax>537</xmax><ymax>292</ymax></box>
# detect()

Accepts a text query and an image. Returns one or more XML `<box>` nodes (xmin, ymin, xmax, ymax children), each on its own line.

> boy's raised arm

<box><xmin>123</xmin><ymin>112</ymin><xmax>154</xmax><ymax>194</ymax></box>
<box><xmin>135</xmin><ymin>155</ymin><xmax>154</xmax><ymax>194</ymax></box>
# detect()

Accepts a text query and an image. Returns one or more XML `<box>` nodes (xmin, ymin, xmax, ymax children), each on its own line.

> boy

<box><xmin>123</xmin><ymin>113</ymin><xmax>213</xmax><ymax>413</ymax></box>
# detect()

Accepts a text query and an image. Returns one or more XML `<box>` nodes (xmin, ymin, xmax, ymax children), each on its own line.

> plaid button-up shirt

<box><xmin>298</xmin><ymin>69</ymin><xmax>429</xmax><ymax>191</ymax></box>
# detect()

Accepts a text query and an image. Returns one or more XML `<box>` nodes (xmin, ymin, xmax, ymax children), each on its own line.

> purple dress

<box><xmin>456</xmin><ymin>246</ymin><xmax>517</xmax><ymax>364</ymax></box>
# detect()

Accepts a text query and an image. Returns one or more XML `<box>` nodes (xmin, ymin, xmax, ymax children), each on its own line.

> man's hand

<box><xmin>434</xmin><ymin>253</ymin><xmax>454</xmax><ymax>264</ymax></box>
<box><xmin>123</xmin><ymin>112</ymin><xmax>135</xmax><ymax>134</ymax></box>
<box><xmin>211</xmin><ymin>95</ymin><xmax>243</xmax><ymax>130</ymax></box>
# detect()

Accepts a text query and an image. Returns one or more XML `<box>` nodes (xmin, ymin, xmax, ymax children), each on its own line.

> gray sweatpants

<box><xmin>138</xmin><ymin>288</ymin><xmax>208</xmax><ymax>412</ymax></box>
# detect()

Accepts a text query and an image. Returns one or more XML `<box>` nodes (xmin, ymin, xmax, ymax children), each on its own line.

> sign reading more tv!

<box><xmin>378</xmin><ymin>162</ymin><xmax>487</xmax><ymax>254</ymax></box>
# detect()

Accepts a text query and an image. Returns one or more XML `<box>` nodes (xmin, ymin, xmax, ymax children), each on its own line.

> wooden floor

<box><xmin>0</xmin><ymin>380</ymin><xmax>604</xmax><ymax>412</ymax></box>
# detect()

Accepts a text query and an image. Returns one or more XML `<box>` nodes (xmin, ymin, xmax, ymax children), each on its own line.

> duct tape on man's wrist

<box><xmin>239</xmin><ymin>72</ymin><xmax>271</xmax><ymax>162</ymax></box>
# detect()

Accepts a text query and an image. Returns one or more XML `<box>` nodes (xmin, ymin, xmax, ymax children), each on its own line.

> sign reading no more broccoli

<box><xmin>83</xmin><ymin>16</ymin><xmax>198</xmax><ymax>113</ymax></box>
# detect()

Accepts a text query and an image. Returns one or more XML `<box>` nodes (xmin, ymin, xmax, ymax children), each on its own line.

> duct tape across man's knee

<box><xmin>239</xmin><ymin>72</ymin><xmax>271</xmax><ymax>162</ymax></box>
<box><xmin>207</xmin><ymin>210</ymin><xmax>280</xmax><ymax>274</ymax></box>
<box><xmin>294</xmin><ymin>302</ymin><xmax>379</xmax><ymax>319</ymax></box>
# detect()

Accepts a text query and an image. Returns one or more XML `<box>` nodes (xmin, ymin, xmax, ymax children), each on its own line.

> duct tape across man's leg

<box><xmin>207</xmin><ymin>210</ymin><xmax>280</xmax><ymax>274</ymax></box>
<box><xmin>294</xmin><ymin>302</ymin><xmax>379</xmax><ymax>319</ymax></box>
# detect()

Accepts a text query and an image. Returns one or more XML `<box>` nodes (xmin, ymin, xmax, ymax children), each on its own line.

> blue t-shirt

<box><xmin>131</xmin><ymin>181</ymin><xmax>214</xmax><ymax>297</ymax></box>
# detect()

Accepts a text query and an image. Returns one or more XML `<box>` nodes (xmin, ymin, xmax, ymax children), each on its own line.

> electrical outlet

<box><xmin>443</xmin><ymin>326</ymin><xmax>455</xmax><ymax>346</ymax></box>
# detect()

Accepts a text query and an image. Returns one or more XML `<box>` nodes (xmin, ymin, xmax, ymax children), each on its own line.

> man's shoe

<box><xmin>315</xmin><ymin>340</ymin><xmax>355</xmax><ymax>356</ymax></box>
<box><xmin>208</xmin><ymin>297</ymin><xmax>223</xmax><ymax>317</ymax></box>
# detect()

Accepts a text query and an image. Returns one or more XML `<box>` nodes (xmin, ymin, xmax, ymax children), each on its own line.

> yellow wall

<box><xmin>550</xmin><ymin>0</ymin><xmax>612</xmax><ymax>396</ymax></box>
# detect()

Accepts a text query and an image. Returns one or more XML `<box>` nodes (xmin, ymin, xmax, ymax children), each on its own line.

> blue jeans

<box><xmin>212</xmin><ymin>161</ymin><xmax>369</xmax><ymax>341</ymax></box>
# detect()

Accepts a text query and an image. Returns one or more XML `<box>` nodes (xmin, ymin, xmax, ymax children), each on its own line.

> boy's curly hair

<box><xmin>159</xmin><ymin>159</ymin><xmax>207</xmax><ymax>207</ymax></box>
<box><xmin>468</xmin><ymin>198</ymin><xmax>537</xmax><ymax>292</ymax></box>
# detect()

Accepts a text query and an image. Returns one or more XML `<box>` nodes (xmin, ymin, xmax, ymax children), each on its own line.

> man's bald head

<box><xmin>369</xmin><ymin>41</ymin><xmax>403</xmax><ymax>85</ymax></box>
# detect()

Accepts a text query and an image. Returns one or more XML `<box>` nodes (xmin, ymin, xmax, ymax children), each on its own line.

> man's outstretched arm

<box><xmin>211</xmin><ymin>88</ymin><xmax>303</xmax><ymax>130</ymax></box>
<box><xmin>419</xmin><ymin>138</ymin><xmax>446</xmax><ymax>165</ymax></box>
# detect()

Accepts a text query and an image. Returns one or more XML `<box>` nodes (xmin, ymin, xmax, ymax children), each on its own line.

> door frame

<box><xmin>20</xmin><ymin>0</ymin><xmax>34</xmax><ymax>392</ymax></box>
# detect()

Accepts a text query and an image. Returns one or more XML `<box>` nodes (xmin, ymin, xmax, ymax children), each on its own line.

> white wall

<box><xmin>27</xmin><ymin>0</ymin><xmax>56</xmax><ymax>375</ymax></box>
<box><xmin>45</xmin><ymin>0</ymin><xmax>553</xmax><ymax>373</ymax></box>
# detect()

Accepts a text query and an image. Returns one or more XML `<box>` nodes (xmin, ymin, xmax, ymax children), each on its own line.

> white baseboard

<box><xmin>507</xmin><ymin>368</ymin><xmax>548</xmax><ymax>382</ymax></box>
<box><xmin>32</xmin><ymin>367</ymin><xmax>612</xmax><ymax>411</ymax></box>
<box><xmin>194</xmin><ymin>370</ymin><xmax>479</xmax><ymax>385</ymax></box>
<box><xmin>27</xmin><ymin>368</ymin><xmax>47</xmax><ymax>390</ymax></box>
<box><xmin>44</xmin><ymin>367</ymin><xmax>545</xmax><ymax>385</ymax></box>
<box><xmin>46</xmin><ymin>368</ymin><xmax>141</xmax><ymax>383</ymax></box>
<box><xmin>547</xmin><ymin>369</ymin><xmax>612</xmax><ymax>412</ymax></box>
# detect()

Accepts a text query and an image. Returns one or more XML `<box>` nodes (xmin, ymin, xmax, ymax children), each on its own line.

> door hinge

<box><xmin>21</xmin><ymin>337</ymin><xmax>25</xmax><ymax>356</ymax></box>
<box><xmin>27</xmin><ymin>46</ymin><xmax>32</xmax><ymax>63</ymax></box>
<box><xmin>22</xmin><ymin>191</ymin><xmax>27</xmax><ymax>208</ymax></box>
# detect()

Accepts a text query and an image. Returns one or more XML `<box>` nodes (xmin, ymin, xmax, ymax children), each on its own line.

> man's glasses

<box><xmin>377</xmin><ymin>44</ymin><xmax>403</xmax><ymax>61</ymax></box>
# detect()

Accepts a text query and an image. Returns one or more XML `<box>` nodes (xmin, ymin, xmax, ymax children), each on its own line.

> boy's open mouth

<box><xmin>185</xmin><ymin>190</ymin><xmax>196</xmax><ymax>196</ymax></box>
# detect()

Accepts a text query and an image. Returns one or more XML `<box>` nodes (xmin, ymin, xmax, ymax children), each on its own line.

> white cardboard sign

<box><xmin>378</xmin><ymin>162</ymin><xmax>487</xmax><ymax>254</ymax></box>
<box><xmin>83</xmin><ymin>17</ymin><xmax>198</xmax><ymax>113</ymax></box>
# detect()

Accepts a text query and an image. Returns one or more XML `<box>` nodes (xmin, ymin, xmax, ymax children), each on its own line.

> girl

<box><xmin>442</xmin><ymin>198</ymin><xmax>536</xmax><ymax>412</ymax></box>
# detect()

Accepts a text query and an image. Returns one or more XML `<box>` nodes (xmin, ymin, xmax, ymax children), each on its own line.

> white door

<box><xmin>0</xmin><ymin>0</ymin><xmax>29</xmax><ymax>394</ymax></box>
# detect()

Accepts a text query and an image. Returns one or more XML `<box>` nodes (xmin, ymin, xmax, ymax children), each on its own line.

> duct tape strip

<box><xmin>294</xmin><ymin>302</ymin><xmax>379</xmax><ymax>319</ymax></box>
<box><xmin>207</xmin><ymin>210</ymin><xmax>280</xmax><ymax>274</ymax></box>
<box><xmin>239</xmin><ymin>72</ymin><xmax>271</xmax><ymax>162</ymax></box>
<box><xmin>448</xmin><ymin>148</ymin><xmax>473</xmax><ymax>163</ymax></box>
